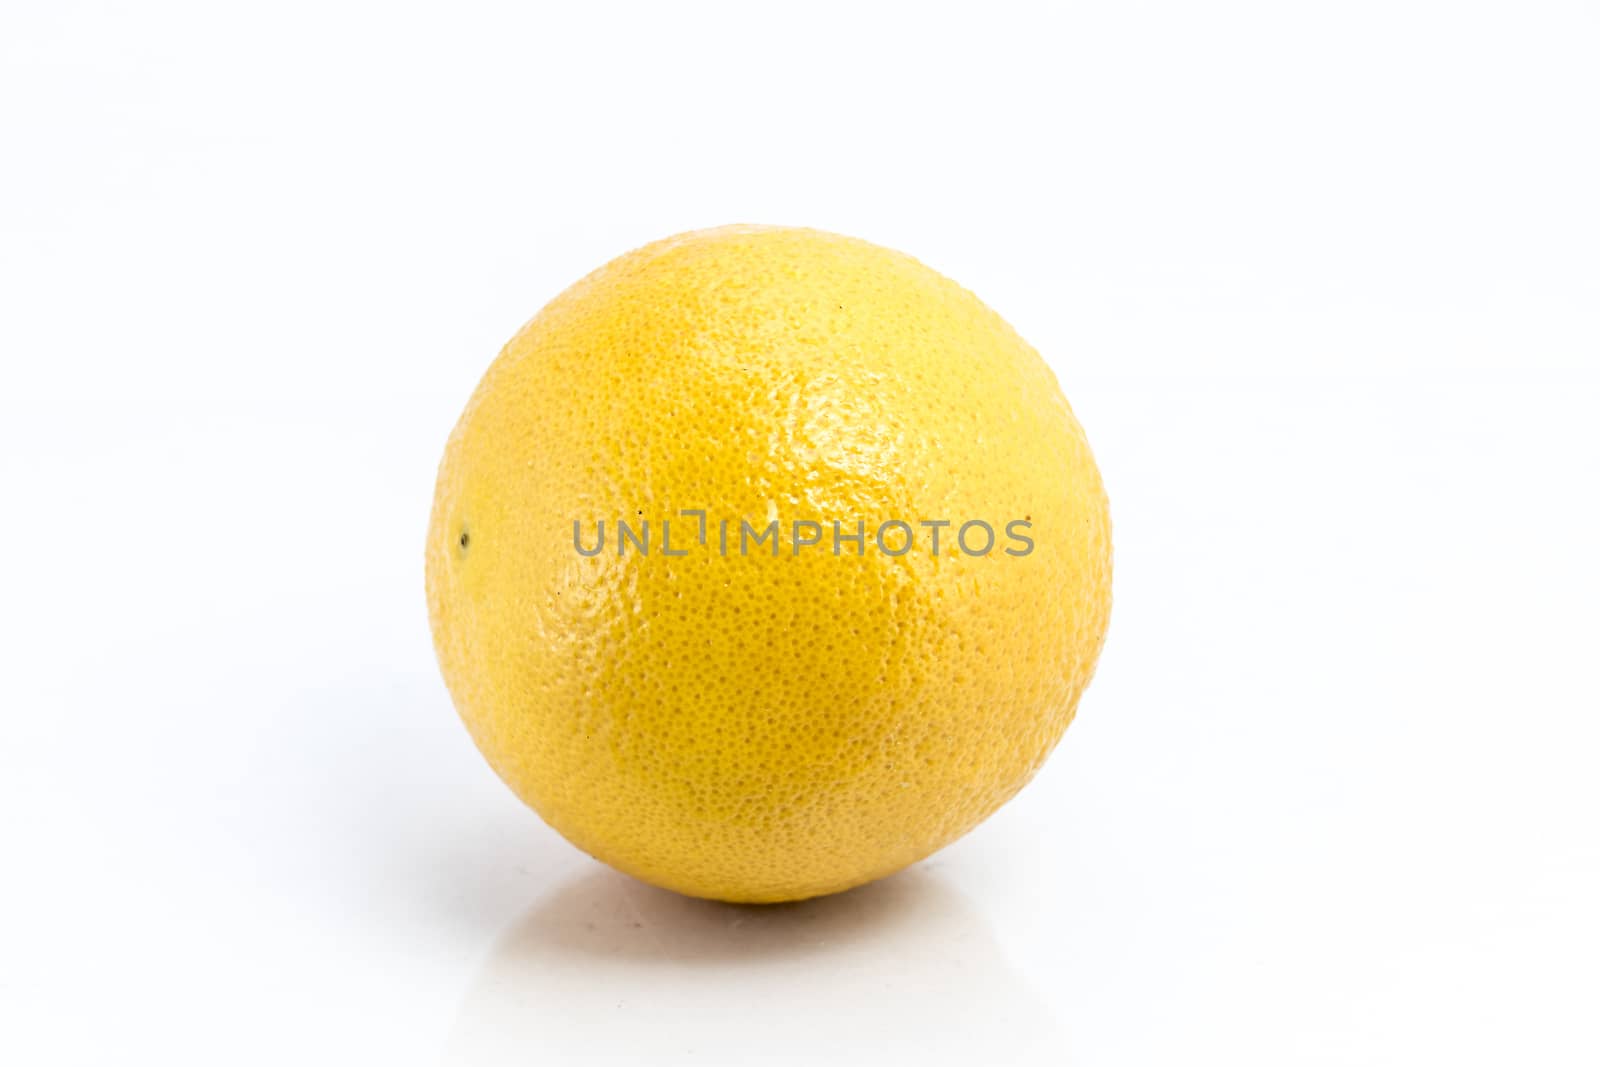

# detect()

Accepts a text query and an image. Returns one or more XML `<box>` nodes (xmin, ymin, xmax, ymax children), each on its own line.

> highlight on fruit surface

<box><xmin>426</xmin><ymin>225</ymin><xmax>1111</xmax><ymax>903</ymax></box>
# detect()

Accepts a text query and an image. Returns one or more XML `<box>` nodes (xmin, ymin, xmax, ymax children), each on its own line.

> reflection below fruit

<box><xmin>444</xmin><ymin>864</ymin><xmax>1065</xmax><ymax>1064</ymax></box>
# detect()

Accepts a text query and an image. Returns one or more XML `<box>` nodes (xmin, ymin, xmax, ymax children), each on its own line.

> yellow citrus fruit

<box><xmin>426</xmin><ymin>225</ymin><xmax>1111</xmax><ymax>903</ymax></box>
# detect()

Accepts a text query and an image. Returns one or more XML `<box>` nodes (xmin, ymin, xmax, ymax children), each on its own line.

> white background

<box><xmin>3</xmin><ymin>2</ymin><xmax>1597</xmax><ymax>1064</ymax></box>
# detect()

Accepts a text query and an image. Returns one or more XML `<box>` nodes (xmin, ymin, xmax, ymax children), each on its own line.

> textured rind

<box><xmin>426</xmin><ymin>225</ymin><xmax>1112</xmax><ymax>903</ymax></box>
